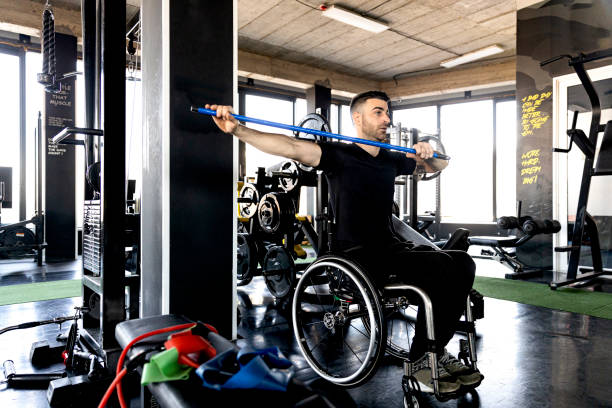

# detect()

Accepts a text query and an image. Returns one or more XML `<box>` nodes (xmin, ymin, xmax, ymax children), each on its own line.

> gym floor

<box><xmin>1</xmin><ymin>258</ymin><xmax>612</xmax><ymax>407</ymax></box>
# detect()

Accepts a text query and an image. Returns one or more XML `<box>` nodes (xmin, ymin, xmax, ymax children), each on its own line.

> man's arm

<box><xmin>406</xmin><ymin>141</ymin><xmax>449</xmax><ymax>174</ymax></box>
<box><xmin>206</xmin><ymin>104</ymin><xmax>322</xmax><ymax>167</ymax></box>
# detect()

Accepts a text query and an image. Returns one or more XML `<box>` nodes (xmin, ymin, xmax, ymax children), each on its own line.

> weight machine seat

<box><xmin>468</xmin><ymin>236</ymin><xmax>520</xmax><ymax>248</ymax></box>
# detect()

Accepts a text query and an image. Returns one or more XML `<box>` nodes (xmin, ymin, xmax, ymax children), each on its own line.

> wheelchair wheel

<box><xmin>292</xmin><ymin>255</ymin><xmax>385</xmax><ymax>387</ymax></box>
<box><xmin>362</xmin><ymin>294</ymin><xmax>418</xmax><ymax>360</ymax></box>
<box><xmin>404</xmin><ymin>394</ymin><xmax>420</xmax><ymax>408</ymax></box>
<box><xmin>384</xmin><ymin>302</ymin><xmax>418</xmax><ymax>360</ymax></box>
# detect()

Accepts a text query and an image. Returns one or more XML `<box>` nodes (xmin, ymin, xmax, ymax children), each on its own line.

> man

<box><xmin>205</xmin><ymin>91</ymin><xmax>481</xmax><ymax>394</ymax></box>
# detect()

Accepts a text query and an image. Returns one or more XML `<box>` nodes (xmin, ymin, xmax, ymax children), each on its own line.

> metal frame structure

<box><xmin>51</xmin><ymin>0</ymin><xmax>126</xmax><ymax>356</ymax></box>
<box><xmin>545</xmin><ymin>49</ymin><xmax>612</xmax><ymax>289</ymax></box>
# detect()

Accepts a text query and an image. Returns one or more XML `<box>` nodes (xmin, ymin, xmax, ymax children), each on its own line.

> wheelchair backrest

<box><xmin>390</xmin><ymin>215</ymin><xmax>439</xmax><ymax>250</ymax></box>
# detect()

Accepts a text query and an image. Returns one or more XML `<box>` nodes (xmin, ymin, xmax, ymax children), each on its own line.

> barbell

<box><xmin>190</xmin><ymin>106</ymin><xmax>450</xmax><ymax>160</ymax></box>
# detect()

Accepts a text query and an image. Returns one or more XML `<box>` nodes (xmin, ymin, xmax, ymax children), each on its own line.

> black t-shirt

<box><xmin>316</xmin><ymin>141</ymin><xmax>416</xmax><ymax>251</ymax></box>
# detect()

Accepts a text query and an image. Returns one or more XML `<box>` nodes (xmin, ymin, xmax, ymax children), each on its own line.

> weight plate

<box><xmin>238</xmin><ymin>183</ymin><xmax>259</xmax><ymax>219</ymax></box>
<box><xmin>294</xmin><ymin>113</ymin><xmax>331</xmax><ymax>171</ymax></box>
<box><xmin>86</xmin><ymin>161</ymin><xmax>101</xmax><ymax>193</ymax></box>
<box><xmin>278</xmin><ymin>161</ymin><xmax>300</xmax><ymax>192</ymax></box>
<box><xmin>416</xmin><ymin>135</ymin><xmax>446</xmax><ymax>181</ymax></box>
<box><xmin>294</xmin><ymin>113</ymin><xmax>331</xmax><ymax>142</ymax></box>
<box><xmin>237</xmin><ymin>233</ymin><xmax>257</xmax><ymax>285</ymax></box>
<box><xmin>263</xmin><ymin>245</ymin><xmax>296</xmax><ymax>298</ymax></box>
<box><xmin>257</xmin><ymin>192</ymin><xmax>295</xmax><ymax>234</ymax></box>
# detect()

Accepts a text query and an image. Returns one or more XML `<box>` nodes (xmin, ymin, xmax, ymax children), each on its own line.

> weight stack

<box><xmin>83</xmin><ymin>200</ymin><xmax>102</xmax><ymax>275</ymax></box>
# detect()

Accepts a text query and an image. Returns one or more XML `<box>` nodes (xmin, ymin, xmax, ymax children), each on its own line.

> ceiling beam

<box><xmin>0</xmin><ymin>0</ymin><xmax>81</xmax><ymax>39</ymax></box>
<box><xmin>238</xmin><ymin>50</ymin><xmax>379</xmax><ymax>97</ymax></box>
<box><xmin>381</xmin><ymin>57</ymin><xmax>516</xmax><ymax>101</ymax></box>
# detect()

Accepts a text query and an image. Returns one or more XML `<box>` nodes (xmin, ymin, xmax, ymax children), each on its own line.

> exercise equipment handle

<box><xmin>191</xmin><ymin>106</ymin><xmax>450</xmax><ymax>160</ymax></box>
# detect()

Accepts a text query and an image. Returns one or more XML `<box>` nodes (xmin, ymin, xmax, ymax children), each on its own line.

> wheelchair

<box><xmin>291</xmin><ymin>216</ymin><xmax>481</xmax><ymax>407</ymax></box>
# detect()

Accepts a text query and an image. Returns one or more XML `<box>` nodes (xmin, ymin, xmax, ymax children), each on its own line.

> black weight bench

<box><xmin>468</xmin><ymin>217</ymin><xmax>561</xmax><ymax>280</ymax></box>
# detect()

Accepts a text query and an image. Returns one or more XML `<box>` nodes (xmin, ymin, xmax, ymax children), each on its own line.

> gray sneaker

<box><xmin>438</xmin><ymin>349</ymin><xmax>483</xmax><ymax>387</ymax></box>
<box><xmin>411</xmin><ymin>355</ymin><xmax>461</xmax><ymax>394</ymax></box>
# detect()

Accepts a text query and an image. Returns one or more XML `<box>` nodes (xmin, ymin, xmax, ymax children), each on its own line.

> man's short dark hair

<box><xmin>349</xmin><ymin>90</ymin><xmax>390</xmax><ymax>114</ymax></box>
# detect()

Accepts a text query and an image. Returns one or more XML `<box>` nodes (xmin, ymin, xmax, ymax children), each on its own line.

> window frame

<box><xmin>391</xmin><ymin>91</ymin><xmax>516</xmax><ymax>223</ymax></box>
<box><xmin>0</xmin><ymin>43</ymin><xmax>26</xmax><ymax>222</ymax></box>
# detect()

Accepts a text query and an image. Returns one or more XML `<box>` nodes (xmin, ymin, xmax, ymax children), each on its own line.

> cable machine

<box><xmin>49</xmin><ymin>0</ymin><xmax>127</xmax><ymax>354</ymax></box>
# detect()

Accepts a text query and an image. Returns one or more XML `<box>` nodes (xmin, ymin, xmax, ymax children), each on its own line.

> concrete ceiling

<box><xmin>238</xmin><ymin>0</ymin><xmax>517</xmax><ymax>81</ymax></box>
<box><xmin>0</xmin><ymin>0</ymin><xmax>544</xmax><ymax>98</ymax></box>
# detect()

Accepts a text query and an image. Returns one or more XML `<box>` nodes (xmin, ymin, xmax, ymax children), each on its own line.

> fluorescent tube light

<box><xmin>440</xmin><ymin>45</ymin><xmax>504</xmax><ymax>68</ymax></box>
<box><xmin>321</xmin><ymin>5</ymin><xmax>389</xmax><ymax>34</ymax></box>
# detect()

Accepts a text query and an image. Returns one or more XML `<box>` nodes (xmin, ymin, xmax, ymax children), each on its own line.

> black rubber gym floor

<box><xmin>1</xmin><ymin>258</ymin><xmax>612</xmax><ymax>407</ymax></box>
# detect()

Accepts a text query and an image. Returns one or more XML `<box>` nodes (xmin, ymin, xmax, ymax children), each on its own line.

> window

<box><xmin>392</xmin><ymin>106</ymin><xmax>438</xmax><ymax>215</ymax></box>
<box><xmin>440</xmin><ymin>100</ymin><xmax>494</xmax><ymax>222</ymax></box>
<box><xmin>125</xmin><ymin>70</ymin><xmax>142</xmax><ymax>201</ymax></box>
<box><xmin>0</xmin><ymin>51</ymin><xmax>21</xmax><ymax>223</ymax></box>
<box><xmin>393</xmin><ymin>106</ymin><xmax>438</xmax><ymax>135</ymax></box>
<box><xmin>340</xmin><ymin>105</ymin><xmax>356</xmax><ymax>137</ymax></box>
<box><xmin>295</xmin><ymin>98</ymin><xmax>306</xmax><ymax>126</ymax></box>
<box><xmin>25</xmin><ymin>52</ymin><xmax>44</xmax><ymax>221</ymax></box>
<box><xmin>495</xmin><ymin>100</ymin><xmax>517</xmax><ymax>217</ymax></box>
<box><xmin>244</xmin><ymin>94</ymin><xmax>294</xmax><ymax>176</ymax></box>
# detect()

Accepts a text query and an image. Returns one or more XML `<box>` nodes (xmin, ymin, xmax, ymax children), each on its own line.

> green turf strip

<box><xmin>473</xmin><ymin>275</ymin><xmax>612</xmax><ymax>319</ymax></box>
<box><xmin>0</xmin><ymin>280</ymin><xmax>81</xmax><ymax>306</ymax></box>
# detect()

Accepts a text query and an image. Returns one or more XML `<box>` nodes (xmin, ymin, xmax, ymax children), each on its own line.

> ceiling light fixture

<box><xmin>320</xmin><ymin>5</ymin><xmax>389</xmax><ymax>34</ymax></box>
<box><xmin>440</xmin><ymin>45</ymin><xmax>504</xmax><ymax>68</ymax></box>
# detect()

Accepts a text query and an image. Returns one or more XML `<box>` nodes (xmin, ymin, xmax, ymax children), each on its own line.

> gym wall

<box><xmin>516</xmin><ymin>0</ymin><xmax>612</xmax><ymax>268</ymax></box>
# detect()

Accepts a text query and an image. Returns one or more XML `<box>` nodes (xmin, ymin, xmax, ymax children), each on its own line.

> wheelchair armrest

<box><xmin>441</xmin><ymin>228</ymin><xmax>471</xmax><ymax>251</ymax></box>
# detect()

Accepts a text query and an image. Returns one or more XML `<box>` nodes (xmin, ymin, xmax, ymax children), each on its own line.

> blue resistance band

<box><xmin>196</xmin><ymin>346</ymin><xmax>293</xmax><ymax>392</ymax></box>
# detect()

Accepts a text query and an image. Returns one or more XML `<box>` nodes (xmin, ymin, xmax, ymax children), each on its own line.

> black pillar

<box><xmin>306</xmin><ymin>84</ymin><xmax>331</xmax><ymax>251</ymax></box>
<box><xmin>43</xmin><ymin>33</ymin><xmax>76</xmax><ymax>261</ymax></box>
<box><xmin>141</xmin><ymin>1</ymin><xmax>236</xmax><ymax>338</ymax></box>
<box><xmin>306</xmin><ymin>84</ymin><xmax>331</xmax><ymax>120</ymax></box>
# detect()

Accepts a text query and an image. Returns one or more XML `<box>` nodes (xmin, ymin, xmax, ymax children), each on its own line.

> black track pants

<box><xmin>348</xmin><ymin>244</ymin><xmax>476</xmax><ymax>360</ymax></box>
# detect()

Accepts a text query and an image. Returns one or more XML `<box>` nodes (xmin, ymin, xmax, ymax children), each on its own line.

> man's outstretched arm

<box><xmin>206</xmin><ymin>104</ymin><xmax>322</xmax><ymax>167</ymax></box>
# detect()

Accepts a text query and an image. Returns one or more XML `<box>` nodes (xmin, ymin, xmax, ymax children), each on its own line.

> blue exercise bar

<box><xmin>190</xmin><ymin>106</ymin><xmax>450</xmax><ymax>160</ymax></box>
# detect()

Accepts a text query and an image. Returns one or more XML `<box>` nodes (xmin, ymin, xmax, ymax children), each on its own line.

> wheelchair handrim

<box><xmin>292</xmin><ymin>257</ymin><xmax>384</xmax><ymax>386</ymax></box>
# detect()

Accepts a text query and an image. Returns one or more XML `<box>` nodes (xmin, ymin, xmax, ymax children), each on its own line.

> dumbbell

<box><xmin>545</xmin><ymin>219</ymin><xmax>561</xmax><ymax>234</ymax></box>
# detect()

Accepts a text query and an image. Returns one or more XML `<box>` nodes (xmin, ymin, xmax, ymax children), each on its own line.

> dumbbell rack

<box><xmin>543</xmin><ymin>49</ymin><xmax>612</xmax><ymax>289</ymax></box>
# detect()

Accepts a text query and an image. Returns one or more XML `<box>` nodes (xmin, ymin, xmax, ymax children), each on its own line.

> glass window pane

<box><xmin>126</xmin><ymin>69</ymin><xmax>142</xmax><ymax>203</ymax></box>
<box><xmin>0</xmin><ymin>53</ymin><xmax>21</xmax><ymax>223</ymax></box>
<box><xmin>440</xmin><ymin>100</ymin><xmax>494</xmax><ymax>222</ymax></box>
<box><xmin>330</xmin><ymin>103</ymin><xmax>338</xmax><ymax>133</ymax></box>
<box><xmin>496</xmin><ymin>100</ymin><xmax>516</xmax><ymax>217</ymax></box>
<box><xmin>294</xmin><ymin>98</ymin><xmax>306</xmax><ymax>125</ymax></box>
<box><xmin>392</xmin><ymin>106</ymin><xmax>438</xmax><ymax>215</ymax></box>
<box><xmin>245</xmin><ymin>94</ymin><xmax>294</xmax><ymax>175</ymax></box>
<box><xmin>568</xmin><ymin>109</ymin><xmax>612</xmax><ymax>269</ymax></box>
<box><xmin>340</xmin><ymin>105</ymin><xmax>356</xmax><ymax>137</ymax></box>
<box><xmin>26</xmin><ymin>52</ymin><xmax>45</xmax><ymax>221</ymax></box>
<box><xmin>392</xmin><ymin>106</ymin><xmax>438</xmax><ymax>135</ymax></box>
